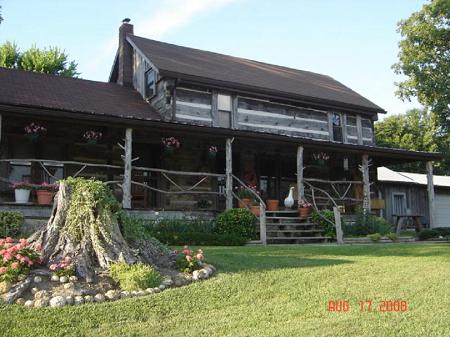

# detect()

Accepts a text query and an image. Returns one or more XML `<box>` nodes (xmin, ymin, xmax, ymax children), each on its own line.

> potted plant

<box><xmin>207</xmin><ymin>145</ymin><xmax>218</xmax><ymax>160</ymax></box>
<box><xmin>12</xmin><ymin>182</ymin><xmax>33</xmax><ymax>203</ymax></box>
<box><xmin>24</xmin><ymin>122</ymin><xmax>47</xmax><ymax>142</ymax></box>
<box><xmin>313</xmin><ymin>152</ymin><xmax>330</xmax><ymax>166</ymax></box>
<box><xmin>298</xmin><ymin>199</ymin><xmax>312</xmax><ymax>218</ymax></box>
<box><xmin>250</xmin><ymin>200</ymin><xmax>260</xmax><ymax>217</ymax></box>
<box><xmin>82</xmin><ymin>130</ymin><xmax>103</xmax><ymax>144</ymax></box>
<box><xmin>35</xmin><ymin>183</ymin><xmax>58</xmax><ymax>205</ymax></box>
<box><xmin>161</xmin><ymin>137</ymin><xmax>180</xmax><ymax>156</ymax></box>
<box><xmin>235</xmin><ymin>186</ymin><xmax>254</xmax><ymax>208</ymax></box>
<box><xmin>266</xmin><ymin>199</ymin><xmax>279</xmax><ymax>211</ymax></box>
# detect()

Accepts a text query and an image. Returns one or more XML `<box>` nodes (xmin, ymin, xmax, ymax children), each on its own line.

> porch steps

<box><xmin>264</xmin><ymin>209</ymin><xmax>331</xmax><ymax>244</ymax></box>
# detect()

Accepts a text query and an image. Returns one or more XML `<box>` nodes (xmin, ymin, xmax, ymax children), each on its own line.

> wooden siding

<box><xmin>175</xmin><ymin>87</ymin><xmax>213</xmax><ymax>126</ymax></box>
<box><xmin>132</xmin><ymin>49</ymin><xmax>150</xmax><ymax>98</ymax></box>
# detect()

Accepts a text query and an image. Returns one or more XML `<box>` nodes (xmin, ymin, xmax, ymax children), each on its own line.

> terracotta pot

<box><xmin>266</xmin><ymin>199</ymin><xmax>279</xmax><ymax>211</ymax></box>
<box><xmin>250</xmin><ymin>205</ymin><xmax>260</xmax><ymax>217</ymax></box>
<box><xmin>36</xmin><ymin>190</ymin><xmax>54</xmax><ymax>205</ymax></box>
<box><xmin>298</xmin><ymin>207</ymin><xmax>311</xmax><ymax>218</ymax></box>
<box><xmin>238</xmin><ymin>198</ymin><xmax>252</xmax><ymax>208</ymax></box>
<box><xmin>15</xmin><ymin>189</ymin><xmax>31</xmax><ymax>203</ymax></box>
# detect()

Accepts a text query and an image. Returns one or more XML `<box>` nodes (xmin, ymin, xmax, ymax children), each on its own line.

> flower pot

<box><xmin>238</xmin><ymin>198</ymin><xmax>252</xmax><ymax>208</ymax></box>
<box><xmin>266</xmin><ymin>199</ymin><xmax>279</xmax><ymax>211</ymax></box>
<box><xmin>164</xmin><ymin>146</ymin><xmax>175</xmax><ymax>156</ymax></box>
<box><xmin>207</xmin><ymin>151</ymin><xmax>217</xmax><ymax>160</ymax></box>
<box><xmin>15</xmin><ymin>189</ymin><xmax>31</xmax><ymax>203</ymax></box>
<box><xmin>36</xmin><ymin>190</ymin><xmax>54</xmax><ymax>205</ymax></box>
<box><xmin>298</xmin><ymin>207</ymin><xmax>311</xmax><ymax>218</ymax></box>
<box><xmin>250</xmin><ymin>206</ymin><xmax>260</xmax><ymax>217</ymax></box>
<box><xmin>86</xmin><ymin>139</ymin><xmax>98</xmax><ymax>145</ymax></box>
<box><xmin>26</xmin><ymin>134</ymin><xmax>40</xmax><ymax>142</ymax></box>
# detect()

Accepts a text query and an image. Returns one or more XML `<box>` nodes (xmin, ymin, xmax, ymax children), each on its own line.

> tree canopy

<box><xmin>393</xmin><ymin>0</ymin><xmax>450</xmax><ymax>130</ymax></box>
<box><xmin>0</xmin><ymin>41</ymin><xmax>79</xmax><ymax>77</ymax></box>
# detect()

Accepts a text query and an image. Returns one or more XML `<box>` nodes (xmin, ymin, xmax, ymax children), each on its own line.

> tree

<box><xmin>0</xmin><ymin>41</ymin><xmax>79</xmax><ymax>77</ymax></box>
<box><xmin>393</xmin><ymin>0</ymin><xmax>450</xmax><ymax>130</ymax></box>
<box><xmin>374</xmin><ymin>108</ymin><xmax>450</xmax><ymax>174</ymax></box>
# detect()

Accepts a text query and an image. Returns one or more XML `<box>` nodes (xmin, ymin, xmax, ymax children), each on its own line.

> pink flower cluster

<box><xmin>12</xmin><ymin>181</ymin><xmax>33</xmax><ymax>190</ymax></box>
<box><xmin>299</xmin><ymin>199</ymin><xmax>312</xmax><ymax>208</ymax></box>
<box><xmin>83</xmin><ymin>130</ymin><xmax>103</xmax><ymax>141</ymax></box>
<box><xmin>36</xmin><ymin>182</ymin><xmax>59</xmax><ymax>192</ymax></box>
<box><xmin>313</xmin><ymin>152</ymin><xmax>330</xmax><ymax>161</ymax></box>
<box><xmin>208</xmin><ymin>145</ymin><xmax>218</xmax><ymax>154</ymax></box>
<box><xmin>0</xmin><ymin>238</ymin><xmax>41</xmax><ymax>282</ymax></box>
<box><xmin>49</xmin><ymin>257</ymin><xmax>74</xmax><ymax>276</ymax></box>
<box><xmin>24</xmin><ymin>122</ymin><xmax>47</xmax><ymax>135</ymax></box>
<box><xmin>161</xmin><ymin>137</ymin><xmax>181</xmax><ymax>149</ymax></box>
<box><xmin>181</xmin><ymin>245</ymin><xmax>204</xmax><ymax>262</ymax></box>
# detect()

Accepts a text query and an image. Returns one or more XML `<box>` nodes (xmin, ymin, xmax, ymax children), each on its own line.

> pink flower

<box><xmin>3</xmin><ymin>252</ymin><xmax>12</xmax><ymax>261</ymax></box>
<box><xmin>0</xmin><ymin>267</ymin><xmax>6</xmax><ymax>274</ymax></box>
<box><xmin>11</xmin><ymin>262</ymin><xmax>20</xmax><ymax>269</ymax></box>
<box><xmin>182</xmin><ymin>249</ymin><xmax>192</xmax><ymax>256</ymax></box>
<box><xmin>15</xmin><ymin>254</ymin><xmax>23</xmax><ymax>260</ymax></box>
<box><xmin>49</xmin><ymin>264</ymin><xmax>57</xmax><ymax>271</ymax></box>
<box><xmin>185</xmin><ymin>255</ymin><xmax>193</xmax><ymax>262</ymax></box>
<box><xmin>35</xmin><ymin>244</ymin><xmax>42</xmax><ymax>252</ymax></box>
<box><xmin>196</xmin><ymin>253</ymin><xmax>204</xmax><ymax>261</ymax></box>
<box><xmin>19</xmin><ymin>238</ymin><xmax>28</xmax><ymax>246</ymax></box>
<box><xmin>5</xmin><ymin>237</ymin><xmax>13</xmax><ymax>243</ymax></box>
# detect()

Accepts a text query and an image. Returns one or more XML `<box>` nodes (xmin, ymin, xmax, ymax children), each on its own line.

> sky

<box><xmin>0</xmin><ymin>0</ymin><xmax>426</xmax><ymax>117</ymax></box>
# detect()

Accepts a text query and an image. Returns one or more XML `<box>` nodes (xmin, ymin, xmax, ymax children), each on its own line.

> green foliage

<box><xmin>343</xmin><ymin>209</ymin><xmax>392</xmax><ymax>236</ymax></box>
<box><xmin>311</xmin><ymin>210</ymin><xmax>336</xmax><ymax>238</ymax></box>
<box><xmin>393</xmin><ymin>0</ymin><xmax>450</xmax><ymax>133</ymax></box>
<box><xmin>367</xmin><ymin>233</ymin><xmax>382</xmax><ymax>242</ymax></box>
<box><xmin>386</xmin><ymin>232</ymin><xmax>398</xmax><ymax>242</ymax></box>
<box><xmin>215</xmin><ymin>208</ymin><xmax>257</xmax><ymax>240</ymax></box>
<box><xmin>432</xmin><ymin>227</ymin><xmax>450</xmax><ymax>237</ymax></box>
<box><xmin>109</xmin><ymin>262</ymin><xmax>162</xmax><ymax>291</ymax></box>
<box><xmin>0</xmin><ymin>238</ymin><xmax>41</xmax><ymax>283</ymax></box>
<box><xmin>0</xmin><ymin>211</ymin><xmax>23</xmax><ymax>238</ymax></box>
<box><xmin>417</xmin><ymin>229</ymin><xmax>440</xmax><ymax>240</ymax></box>
<box><xmin>0</xmin><ymin>41</ymin><xmax>79</xmax><ymax>77</ymax></box>
<box><xmin>148</xmin><ymin>219</ymin><xmax>216</xmax><ymax>234</ymax></box>
<box><xmin>153</xmin><ymin>231</ymin><xmax>247</xmax><ymax>246</ymax></box>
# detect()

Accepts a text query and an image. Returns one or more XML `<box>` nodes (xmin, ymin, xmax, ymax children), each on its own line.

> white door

<box><xmin>434</xmin><ymin>193</ymin><xmax>450</xmax><ymax>228</ymax></box>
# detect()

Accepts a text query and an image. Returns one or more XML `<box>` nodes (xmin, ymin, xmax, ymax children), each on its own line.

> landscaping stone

<box><xmin>34</xmin><ymin>290</ymin><xmax>49</xmax><ymax>300</ymax></box>
<box><xmin>136</xmin><ymin>291</ymin><xmax>145</xmax><ymax>297</ymax></box>
<box><xmin>192</xmin><ymin>270</ymin><xmax>200</xmax><ymax>281</ymax></box>
<box><xmin>33</xmin><ymin>276</ymin><xmax>43</xmax><ymax>283</ymax></box>
<box><xmin>34</xmin><ymin>298</ymin><xmax>49</xmax><ymax>308</ymax></box>
<box><xmin>59</xmin><ymin>276</ymin><xmax>69</xmax><ymax>283</ymax></box>
<box><xmin>0</xmin><ymin>281</ymin><xmax>12</xmax><ymax>294</ymax></box>
<box><xmin>145</xmin><ymin>288</ymin><xmax>154</xmax><ymax>294</ymax></box>
<box><xmin>24</xmin><ymin>300</ymin><xmax>34</xmax><ymax>307</ymax></box>
<box><xmin>69</xmin><ymin>276</ymin><xmax>78</xmax><ymax>282</ymax></box>
<box><xmin>94</xmin><ymin>293</ymin><xmax>106</xmax><ymax>303</ymax></box>
<box><xmin>50</xmin><ymin>296</ymin><xmax>66</xmax><ymax>308</ymax></box>
<box><xmin>4</xmin><ymin>277</ymin><xmax>32</xmax><ymax>304</ymax></box>
<box><xmin>153</xmin><ymin>287</ymin><xmax>161</xmax><ymax>293</ymax></box>
<box><xmin>130</xmin><ymin>291</ymin><xmax>138</xmax><ymax>297</ymax></box>
<box><xmin>158</xmin><ymin>284</ymin><xmax>166</xmax><ymax>291</ymax></box>
<box><xmin>63</xmin><ymin>283</ymin><xmax>74</xmax><ymax>290</ymax></box>
<box><xmin>174</xmin><ymin>279</ymin><xmax>183</xmax><ymax>287</ymax></box>
<box><xmin>105</xmin><ymin>290</ymin><xmax>119</xmax><ymax>300</ymax></box>
<box><xmin>120</xmin><ymin>291</ymin><xmax>130</xmax><ymax>299</ymax></box>
<box><xmin>74</xmin><ymin>296</ymin><xmax>84</xmax><ymax>305</ymax></box>
<box><xmin>31</xmin><ymin>287</ymin><xmax>39</xmax><ymax>294</ymax></box>
<box><xmin>16</xmin><ymin>298</ymin><xmax>25</xmax><ymax>305</ymax></box>
<box><xmin>84</xmin><ymin>295</ymin><xmax>94</xmax><ymax>303</ymax></box>
<box><xmin>51</xmin><ymin>275</ymin><xmax>59</xmax><ymax>282</ymax></box>
<box><xmin>65</xmin><ymin>296</ymin><xmax>74</xmax><ymax>305</ymax></box>
<box><xmin>162</xmin><ymin>278</ymin><xmax>173</xmax><ymax>287</ymax></box>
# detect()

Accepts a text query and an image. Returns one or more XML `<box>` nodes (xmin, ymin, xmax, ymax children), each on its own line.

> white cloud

<box><xmin>82</xmin><ymin>0</ymin><xmax>238</xmax><ymax>80</ymax></box>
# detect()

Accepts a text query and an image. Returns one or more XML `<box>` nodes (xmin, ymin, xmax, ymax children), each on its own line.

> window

<box><xmin>145</xmin><ymin>68</ymin><xmax>156</xmax><ymax>98</ymax></box>
<box><xmin>332</xmin><ymin>112</ymin><xmax>343</xmax><ymax>142</ymax></box>
<box><xmin>217</xmin><ymin>94</ymin><xmax>232</xmax><ymax>128</ymax></box>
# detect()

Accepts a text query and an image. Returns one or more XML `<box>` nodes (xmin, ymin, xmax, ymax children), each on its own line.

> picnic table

<box><xmin>393</xmin><ymin>213</ymin><xmax>423</xmax><ymax>235</ymax></box>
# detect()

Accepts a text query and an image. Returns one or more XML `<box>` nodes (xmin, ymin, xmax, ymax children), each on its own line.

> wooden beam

<box><xmin>122</xmin><ymin>128</ymin><xmax>133</xmax><ymax>209</ymax></box>
<box><xmin>225</xmin><ymin>137</ymin><xmax>233</xmax><ymax>209</ymax></box>
<box><xmin>333</xmin><ymin>206</ymin><xmax>344</xmax><ymax>244</ymax></box>
<box><xmin>356</xmin><ymin>115</ymin><xmax>363</xmax><ymax>145</ymax></box>
<box><xmin>231</xmin><ymin>95</ymin><xmax>238</xmax><ymax>129</ymax></box>
<box><xmin>327</xmin><ymin>111</ymin><xmax>334</xmax><ymax>141</ymax></box>
<box><xmin>426</xmin><ymin>161</ymin><xmax>435</xmax><ymax>228</ymax></box>
<box><xmin>342</xmin><ymin>113</ymin><xmax>348</xmax><ymax>143</ymax></box>
<box><xmin>211</xmin><ymin>90</ymin><xmax>218</xmax><ymax>127</ymax></box>
<box><xmin>361</xmin><ymin>154</ymin><xmax>371</xmax><ymax>212</ymax></box>
<box><xmin>296</xmin><ymin>145</ymin><xmax>304</xmax><ymax>202</ymax></box>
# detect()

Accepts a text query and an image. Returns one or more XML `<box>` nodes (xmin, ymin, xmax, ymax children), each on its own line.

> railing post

<box><xmin>297</xmin><ymin>145</ymin><xmax>304</xmax><ymax>202</ymax></box>
<box><xmin>225</xmin><ymin>138</ymin><xmax>233</xmax><ymax>209</ymax></box>
<box><xmin>259</xmin><ymin>203</ymin><xmax>267</xmax><ymax>245</ymax></box>
<box><xmin>122</xmin><ymin>128</ymin><xmax>133</xmax><ymax>209</ymax></box>
<box><xmin>361</xmin><ymin>154</ymin><xmax>371</xmax><ymax>212</ymax></box>
<box><xmin>426</xmin><ymin>161</ymin><xmax>435</xmax><ymax>229</ymax></box>
<box><xmin>333</xmin><ymin>206</ymin><xmax>344</xmax><ymax>244</ymax></box>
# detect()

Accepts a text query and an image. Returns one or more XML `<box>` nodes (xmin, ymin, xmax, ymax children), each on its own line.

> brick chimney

<box><xmin>117</xmin><ymin>19</ymin><xmax>134</xmax><ymax>87</ymax></box>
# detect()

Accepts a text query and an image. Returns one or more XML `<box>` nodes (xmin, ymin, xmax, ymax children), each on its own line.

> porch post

<box><xmin>296</xmin><ymin>145</ymin><xmax>304</xmax><ymax>202</ymax></box>
<box><xmin>122</xmin><ymin>128</ymin><xmax>133</xmax><ymax>209</ymax></box>
<box><xmin>361</xmin><ymin>154</ymin><xmax>371</xmax><ymax>212</ymax></box>
<box><xmin>426</xmin><ymin>161</ymin><xmax>435</xmax><ymax>228</ymax></box>
<box><xmin>225</xmin><ymin>138</ymin><xmax>233</xmax><ymax>209</ymax></box>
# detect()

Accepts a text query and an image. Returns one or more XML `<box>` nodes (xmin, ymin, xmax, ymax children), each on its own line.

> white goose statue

<box><xmin>284</xmin><ymin>187</ymin><xmax>295</xmax><ymax>208</ymax></box>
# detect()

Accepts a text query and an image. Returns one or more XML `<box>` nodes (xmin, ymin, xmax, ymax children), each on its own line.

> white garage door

<box><xmin>434</xmin><ymin>193</ymin><xmax>450</xmax><ymax>228</ymax></box>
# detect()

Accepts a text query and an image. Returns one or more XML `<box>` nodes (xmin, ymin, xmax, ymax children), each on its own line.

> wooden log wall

<box><xmin>175</xmin><ymin>88</ymin><xmax>213</xmax><ymax>126</ymax></box>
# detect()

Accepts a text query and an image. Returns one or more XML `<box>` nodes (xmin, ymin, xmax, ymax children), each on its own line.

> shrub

<box><xmin>368</xmin><ymin>233</ymin><xmax>381</xmax><ymax>242</ymax></box>
<box><xmin>175</xmin><ymin>245</ymin><xmax>205</xmax><ymax>273</ymax></box>
<box><xmin>433</xmin><ymin>227</ymin><xmax>450</xmax><ymax>237</ymax></box>
<box><xmin>0</xmin><ymin>238</ymin><xmax>41</xmax><ymax>283</ymax></box>
<box><xmin>417</xmin><ymin>229</ymin><xmax>440</xmax><ymax>241</ymax></box>
<box><xmin>148</xmin><ymin>219</ymin><xmax>216</xmax><ymax>234</ymax></box>
<box><xmin>0</xmin><ymin>211</ymin><xmax>24</xmax><ymax>238</ymax></box>
<box><xmin>215</xmin><ymin>208</ymin><xmax>257</xmax><ymax>240</ymax></box>
<box><xmin>152</xmin><ymin>231</ymin><xmax>247</xmax><ymax>246</ymax></box>
<box><xmin>343</xmin><ymin>208</ymin><xmax>392</xmax><ymax>236</ymax></box>
<box><xmin>109</xmin><ymin>262</ymin><xmax>162</xmax><ymax>291</ymax></box>
<box><xmin>386</xmin><ymin>232</ymin><xmax>398</xmax><ymax>242</ymax></box>
<box><xmin>311</xmin><ymin>210</ymin><xmax>336</xmax><ymax>238</ymax></box>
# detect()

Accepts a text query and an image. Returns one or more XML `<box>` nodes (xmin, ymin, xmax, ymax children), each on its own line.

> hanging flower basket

<box><xmin>313</xmin><ymin>152</ymin><xmax>330</xmax><ymax>166</ymax></box>
<box><xmin>24</xmin><ymin>123</ymin><xmax>47</xmax><ymax>142</ymax></box>
<box><xmin>207</xmin><ymin>145</ymin><xmax>218</xmax><ymax>160</ymax></box>
<box><xmin>83</xmin><ymin>130</ymin><xmax>102</xmax><ymax>144</ymax></box>
<box><xmin>162</xmin><ymin>137</ymin><xmax>180</xmax><ymax>156</ymax></box>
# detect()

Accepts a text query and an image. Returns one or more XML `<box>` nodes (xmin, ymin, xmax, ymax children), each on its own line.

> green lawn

<box><xmin>2</xmin><ymin>243</ymin><xmax>450</xmax><ymax>337</ymax></box>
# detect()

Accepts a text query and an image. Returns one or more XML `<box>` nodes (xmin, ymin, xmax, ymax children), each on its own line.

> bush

<box><xmin>175</xmin><ymin>246</ymin><xmax>205</xmax><ymax>273</ymax></box>
<box><xmin>433</xmin><ymin>227</ymin><xmax>450</xmax><ymax>237</ymax></box>
<box><xmin>0</xmin><ymin>211</ymin><xmax>24</xmax><ymax>238</ymax></box>
<box><xmin>152</xmin><ymin>231</ymin><xmax>247</xmax><ymax>246</ymax></box>
<box><xmin>148</xmin><ymin>219</ymin><xmax>216</xmax><ymax>234</ymax></box>
<box><xmin>417</xmin><ymin>229</ymin><xmax>440</xmax><ymax>241</ymax></box>
<box><xmin>109</xmin><ymin>262</ymin><xmax>162</xmax><ymax>291</ymax></box>
<box><xmin>0</xmin><ymin>238</ymin><xmax>41</xmax><ymax>283</ymax></box>
<box><xmin>215</xmin><ymin>208</ymin><xmax>257</xmax><ymax>240</ymax></box>
<box><xmin>311</xmin><ymin>210</ymin><xmax>337</xmax><ymax>238</ymax></box>
<box><xmin>368</xmin><ymin>233</ymin><xmax>381</xmax><ymax>242</ymax></box>
<box><xmin>343</xmin><ymin>209</ymin><xmax>392</xmax><ymax>236</ymax></box>
<box><xmin>386</xmin><ymin>232</ymin><xmax>398</xmax><ymax>242</ymax></box>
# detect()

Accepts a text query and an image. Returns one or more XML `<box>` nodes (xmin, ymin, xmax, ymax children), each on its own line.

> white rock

<box><xmin>192</xmin><ymin>270</ymin><xmax>200</xmax><ymax>280</ymax></box>
<box><xmin>131</xmin><ymin>291</ymin><xmax>138</xmax><ymax>297</ymax></box>
<box><xmin>51</xmin><ymin>275</ymin><xmax>60</xmax><ymax>282</ymax></box>
<box><xmin>105</xmin><ymin>290</ymin><xmax>119</xmax><ymax>301</ymax></box>
<box><xmin>174</xmin><ymin>279</ymin><xmax>183</xmax><ymax>287</ymax></box>
<box><xmin>136</xmin><ymin>291</ymin><xmax>145</xmax><ymax>297</ymax></box>
<box><xmin>65</xmin><ymin>296</ymin><xmax>74</xmax><ymax>305</ymax></box>
<box><xmin>31</xmin><ymin>287</ymin><xmax>39</xmax><ymax>295</ymax></box>
<box><xmin>34</xmin><ymin>298</ymin><xmax>49</xmax><ymax>308</ymax></box>
<box><xmin>94</xmin><ymin>293</ymin><xmax>105</xmax><ymax>303</ymax></box>
<box><xmin>16</xmin><ymin>298</ymin><xmax>25</xmax><ymax>305</ymax></box>
<box><xmin>84</xmin><ymin>295</ymin><xmax>94</xmax><ymax>303</ymax></box>
<box><xmin>74</xmin><ymin>296</ymin><xmax>84</xmax><ymax>305</ymax></box>
<box><xmin>33</xmin><ymin>276</ymin><xmax>43</xmax><ymax>283</ymax></box>
<box><xmin>158</xmin><ymin>284</ymin><xmax>166</xmax><ymax>291</ymax></box>
<box><xmin>198</xmin><ymin>269</ymin><xmax>208</xmax><ymax>279</ymax></box>
<box><xmin>24</xmin><ymin>300</ymin><xmax>34</xmax><ymax>307</ymax></box>
<box><xmin>69</xmin><ymin>276</ymin><xmax>78</xmax><ymax>282</ymax></box>
<box><xmin>162</xmin><ymin>278</ymin><xmax>173</xmax><ymax>287</ymax></box>
<box><xmin>59</xmin><ymin>276</ymin><xmax>69</xmax><ymax>283</ymax></box>
<box><xmin>120</xmin><ymin>291</ymin><xmax>130</xmax><ymax>299</ymax></box>
<box><xmin>34</xmin><ymin>290</ymin><xmax>49</xmax><ymax>300</ymax></box>
<box><xmin>63</xmin><ymin>283</ymin><xmax>74</xmax><ymax>290</ymax></box>
<box><xmin>145</xmin><ymin>288</ymin><xmax>154</xmax><ymax>294</ymax></box>
<box><xmin>50</xmin><ymin>296</ymin><xmax>66</xmax><ymax>308</ymax></box>
<box><xmin>153</xmin><ymin>287</ymin><xmax>161</xmax><ymax>293</ymax></box>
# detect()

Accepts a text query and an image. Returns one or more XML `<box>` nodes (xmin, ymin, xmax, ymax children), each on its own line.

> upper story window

<box><xmin>217</xmin><ymin>94</ymin><xmax>232</xmax><ymax>128</ymax></box>
<box><xmin>332</xmin><ymin>112</ymin><xmax>343</xmax><ymax>142</ymax></box>
<box><xmin>145</xmin><ymin>68</ymin><xmax>156</xmax><ymax>99</ymax></box>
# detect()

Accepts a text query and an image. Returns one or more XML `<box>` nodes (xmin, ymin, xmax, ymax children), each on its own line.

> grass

<box><xmin>2</xmin><ymin>243</ymin><xmax>450</xmax><ymax>336</ymax></box>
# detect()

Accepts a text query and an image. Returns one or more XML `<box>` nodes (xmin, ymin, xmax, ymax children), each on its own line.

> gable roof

<box><xmin>126</xmin><ymin>35</ymin><xmax>385</xmax><ymax>115</ymax></box>
<box><xmin>377</xmin><ymin>167</ymin><xmax>450</xmax><ymax>188</ymax></box>
<box><xmin>0</xmin><ymin>67</ymin><xmax>160</xmax><ymax>120</ymax></box>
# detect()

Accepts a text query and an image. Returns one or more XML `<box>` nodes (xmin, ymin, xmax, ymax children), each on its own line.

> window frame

<box><xmin>144</xmin><ymin>68</ymin><xmax>157</xmax><ymax>99</ymax></box>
